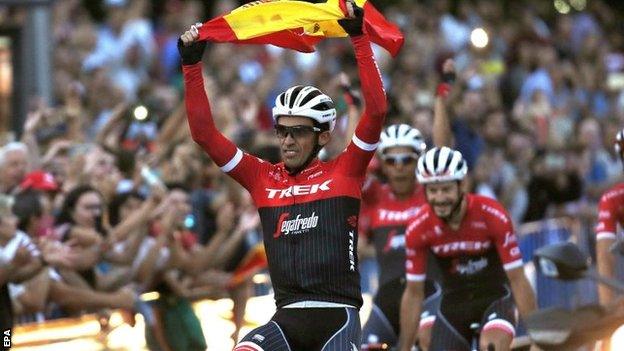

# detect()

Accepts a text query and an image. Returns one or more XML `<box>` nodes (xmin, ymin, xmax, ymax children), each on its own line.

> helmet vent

<box><xmin>288</xmin><ymin>86</ymin><xmax>305</xmax><ymax>108</ymax></box>
<box><xmin>299</xmin><ymin>89</ymin><xmax>322</xmax><ymax>106</ymax></box>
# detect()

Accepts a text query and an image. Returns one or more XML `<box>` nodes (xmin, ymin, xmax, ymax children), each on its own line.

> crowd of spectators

<box><xmin>1</xmin><ymin>0</ymin><xmax>624</xmax><ymax>349</ymax></box>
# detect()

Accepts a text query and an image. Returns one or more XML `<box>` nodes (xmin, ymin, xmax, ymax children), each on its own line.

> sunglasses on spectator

<box><xmin>275</xmin><ymin>125</ymin><xmax>321</xmax><ymax>139</ymax></box>
<box><xmin>382</xmin><ymin>153</ymin><xmax>419</xmax><ymax>166</ymax></box>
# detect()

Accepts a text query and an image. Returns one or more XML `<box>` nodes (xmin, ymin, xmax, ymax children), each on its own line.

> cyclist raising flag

<box><xmin>178</xmin><ymin>1</ymin><xmax>388</xmax><ymax>349</ymax></box>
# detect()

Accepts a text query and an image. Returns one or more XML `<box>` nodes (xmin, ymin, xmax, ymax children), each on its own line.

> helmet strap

<box><xmin>313</xmin><ymin>120</ymin><xmax>330</xmax><ymax>132</ymax></box>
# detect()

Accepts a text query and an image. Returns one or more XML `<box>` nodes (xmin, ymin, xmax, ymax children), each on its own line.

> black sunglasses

<box><xmin>275</xmin><ymin>125</ymin><xmax>321</xmax><ymax>139</ymax></box>
<box><xmin>382</xmin><ymin>153</ymin><xmax>419</xmax><ymax>166</ymax></box>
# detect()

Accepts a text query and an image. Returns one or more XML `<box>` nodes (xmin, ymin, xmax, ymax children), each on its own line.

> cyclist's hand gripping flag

<box><xmin>198</xmin><ymin>0</ymin><xmax>404</xmax><ymax>56</ymax></box>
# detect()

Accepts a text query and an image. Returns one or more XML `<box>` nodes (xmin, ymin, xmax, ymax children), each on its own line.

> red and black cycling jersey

<box><xmin>596</xmin><ymin>183</ymin><xmax>624</xmax><ymax>242</ymax></box>
<box><xmin>182</xmin><ymin>34</ymin><xmax>386</xmax><ymax>308</ymax></box>
<box><xmin>360</xmin><ymin>179</ymin><xmax>426</xmax><ymax>286</ymax></box>
<box><xmin>405</xmin><ymin>194</ymin><xmax>523</xmax><ymax>293</ymax></box>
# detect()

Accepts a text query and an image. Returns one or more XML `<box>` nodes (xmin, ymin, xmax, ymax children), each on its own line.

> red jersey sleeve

<box><xmin>481</xmin><ymin>198</ymin><xmax>524</xmax><ymax>271</ymax></box>
<box><xmin>404</xmin><ymin>210</ymin><xmax>430</xmax><ymax>282</ymax></box>
<box><xmin>596</xmin><ymin>189</ymin><xmax>619</xmax><ymax>241</ymax></box>
<box><xmin>182</xmin><ymin>63</ymin><xmax>266</xmax><ymax>191</ymax></box>
<box><xmin>336</xmin><ymin>34</ymin><xmax>387</xmax><ymax>178</ymax></box>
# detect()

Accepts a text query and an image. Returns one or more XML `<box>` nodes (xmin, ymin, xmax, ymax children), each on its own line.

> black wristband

<box><xmin>441</xmin><ymin>71</ymin><xmax>456</xmax><ymax>84</ymax></box>
<box><xmin>177</xmin><ymin>38</ymin><xmax>207</xmax><ymax>66</ymax></box>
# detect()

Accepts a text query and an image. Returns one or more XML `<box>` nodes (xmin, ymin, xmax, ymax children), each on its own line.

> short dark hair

<box><xmin>13</xmin><ymin>189</ymin><xmax>43</xmax><ymax>232</ymax></box>
<box><xmin>108</xmin><ymin>191</ymin><xmax>145</xmax><ymax>226</ymax></box>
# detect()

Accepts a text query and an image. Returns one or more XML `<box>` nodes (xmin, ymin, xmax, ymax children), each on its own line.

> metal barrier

<box><xmin>517</xmin><ymin>218</ymin><xmax>598</xmax><ymax>309</ymax></box>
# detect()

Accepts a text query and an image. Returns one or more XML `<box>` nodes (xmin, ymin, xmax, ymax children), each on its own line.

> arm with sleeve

<box><xmin>488</xmin><ymin>202</ymin><xmax>537</xmax><ymax>321</ymax></box>
<box><xmin>337</xmin><ymin>34</ymin><xmax>387</xmax><ymax>177</ymax></box>
<box><xmin>182</xmin><ymin>63</ymin><xmax>266</xmax><ymax>191</ymax></box>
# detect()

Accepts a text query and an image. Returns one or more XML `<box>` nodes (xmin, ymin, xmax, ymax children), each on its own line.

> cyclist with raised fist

<box><xmin>178</xmin><ymin>1</ymin><xmax>387</xmax><ymax>349</ymax></box>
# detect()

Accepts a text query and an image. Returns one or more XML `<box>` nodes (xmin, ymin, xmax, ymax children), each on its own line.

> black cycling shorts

<box><xmin>235</xmin><ymin>307</ymin><xmax>361</xmax><ymax>351</ymax></box>
<box><xmin>428</xmin><ymin>285</ymin><xmax>516</xmax><ymax>351</ymax></box>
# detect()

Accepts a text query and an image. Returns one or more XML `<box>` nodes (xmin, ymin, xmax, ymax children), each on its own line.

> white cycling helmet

<box><xmin>378</xmin><ymin>124</ymin><xmax>426</xmax><ymax>155</ymax></box>
<box><xmin>416</xmin><ymin>146</ymin><xmax>468</xmax><ymax>184</ymax></box>
<box><xmin>615</xmin><ymin>129</ymin><xmax>624</xmax><ymax>155</ymax></box>
<box><xmin>272</xmin><ymin>85</ymin><xmax>337</xmax><ymax>132</ymax></box>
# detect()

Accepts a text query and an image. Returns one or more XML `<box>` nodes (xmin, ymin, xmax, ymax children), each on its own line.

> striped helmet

<box><xmin>416</xmin><ymin>147</ymin><xmax>468</xmax><ymax>184</ymax></box>
<box><xmin>378</xmin><ymin>124</ymin><xmax>427</xmax><ymax>155</ymax></box>
<box><xmin>273</xmin><ymin>85</ymin><xmax>337</xmax><ymax>132</ymax></box>
<box><xmin>615</xmin><ymin>129</ymin><xmax>624</xmax><ymax>155</ymax></box>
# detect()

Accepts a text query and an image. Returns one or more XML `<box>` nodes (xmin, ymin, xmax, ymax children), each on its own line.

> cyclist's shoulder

<box><xmin>469</xmin><ymin>194</ymin><xmax>512</xmax><ymax>226</ymax></box>
<box><xmin>406</xmin><ymin>204</ymin><xmax>434</xmax><ymax>234</ymax></box>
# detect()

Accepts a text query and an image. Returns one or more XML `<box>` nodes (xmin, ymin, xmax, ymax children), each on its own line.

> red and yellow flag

<box><xmin>199</xmin><ymin>0</ymin><xmax>404</xmax><ymax>56</ymax></box>
<box><xmin>228</xmin><ymin>243</ymin><xmax>268</xmax><ymax>288</ymax></box>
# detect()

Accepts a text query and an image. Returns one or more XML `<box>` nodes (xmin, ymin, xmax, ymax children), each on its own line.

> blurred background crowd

<box><xmin>1</xmin><ymin>0</ymin><xmax>624</xmax><ymax>349</ymax></box>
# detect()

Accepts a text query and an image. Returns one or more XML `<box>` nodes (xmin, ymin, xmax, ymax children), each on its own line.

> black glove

<box><xmin>438</xmin><ymin>58</ymin><xmax>456</xmax><ymax>84</ymax></box>
<box><xmin>441</xmin><ymin>71</ymin><xmax>456</xmax><ymax>84</ymax></box>
<box><xmin>177</xmin><ymin>38</ymin><xmax>207</xmax><ymax>65</ymax></box>
<box><xmin>436</xmin><ymin>71</ymin><xmax>455</xmax><ymax>98</ymax></box>
<box><xmin>338</xmin><ymin>1</ymin><xmax>364</xmax><ymax>36</ymax></box>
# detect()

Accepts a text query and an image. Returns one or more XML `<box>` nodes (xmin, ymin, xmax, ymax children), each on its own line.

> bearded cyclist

<box><xmin>398</xmin><ymin>147</ymin><xmax>537</xmax><ymax>351</ymax></box>
<box><xmin>179</xmin><ymin>1</ymin><xmax>387</xmax><ymax>349</ymax></box>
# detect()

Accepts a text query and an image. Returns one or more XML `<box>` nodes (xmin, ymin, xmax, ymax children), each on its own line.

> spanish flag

<box><xmin>199</xmin><ymin>0</ymin><xmax>404</xmax><ymax>56</ymax></box>
<box><xmin>228</xmin><ymin>243</ymin><xmax>268</xmax><ymax>288</ymax></box>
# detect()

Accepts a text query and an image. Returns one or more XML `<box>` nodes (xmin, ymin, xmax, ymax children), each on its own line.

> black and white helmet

<box><xmin>378</xmin><ymin>124</ymin><xmax>426</xmax><ymax>155</ymax></box>
<box><xmin>272</xmin><ymin>85</ymin><xmax>337</xmax><ymax>132</ymax></box>
<box><xmin>615</xmin><ymin>129</ymin><xmax>624</xmax><ymax>155</ymax></box>
<box><xmin>416</xmin><ymin>147</ymin><xmax>468</xmax><ymax>184</ymax></box>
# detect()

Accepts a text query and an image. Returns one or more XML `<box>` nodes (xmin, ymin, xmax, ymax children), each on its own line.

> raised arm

<box><xmin>337</xmin><ymin>3</ymin><xmax>388</xmax><ymax>177</ymax></box>
<box><xmin>432</xmin><ymin>59</ymin><xmax>456</xmax><ymax>147</ymax></box>
<box><xmin>339</xmin><ymin>72</ymin><xmax>362</xmax><ymax>151</ymax></box>
<box><xmin>179</xmin><ymin>24</ymin><xmax>264</xmax><ymax>190</ymax></box>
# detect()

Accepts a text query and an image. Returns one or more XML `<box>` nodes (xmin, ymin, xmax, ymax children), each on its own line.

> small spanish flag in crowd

<box><xmin>199</xmin><ymin>0</ymin><xmax>404</xmax><ymax>56</ymax></box>
<box><xmin>228</xmin><ymin>243</ymin><xmax>268</xmax><ymax>288</ymax></box>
